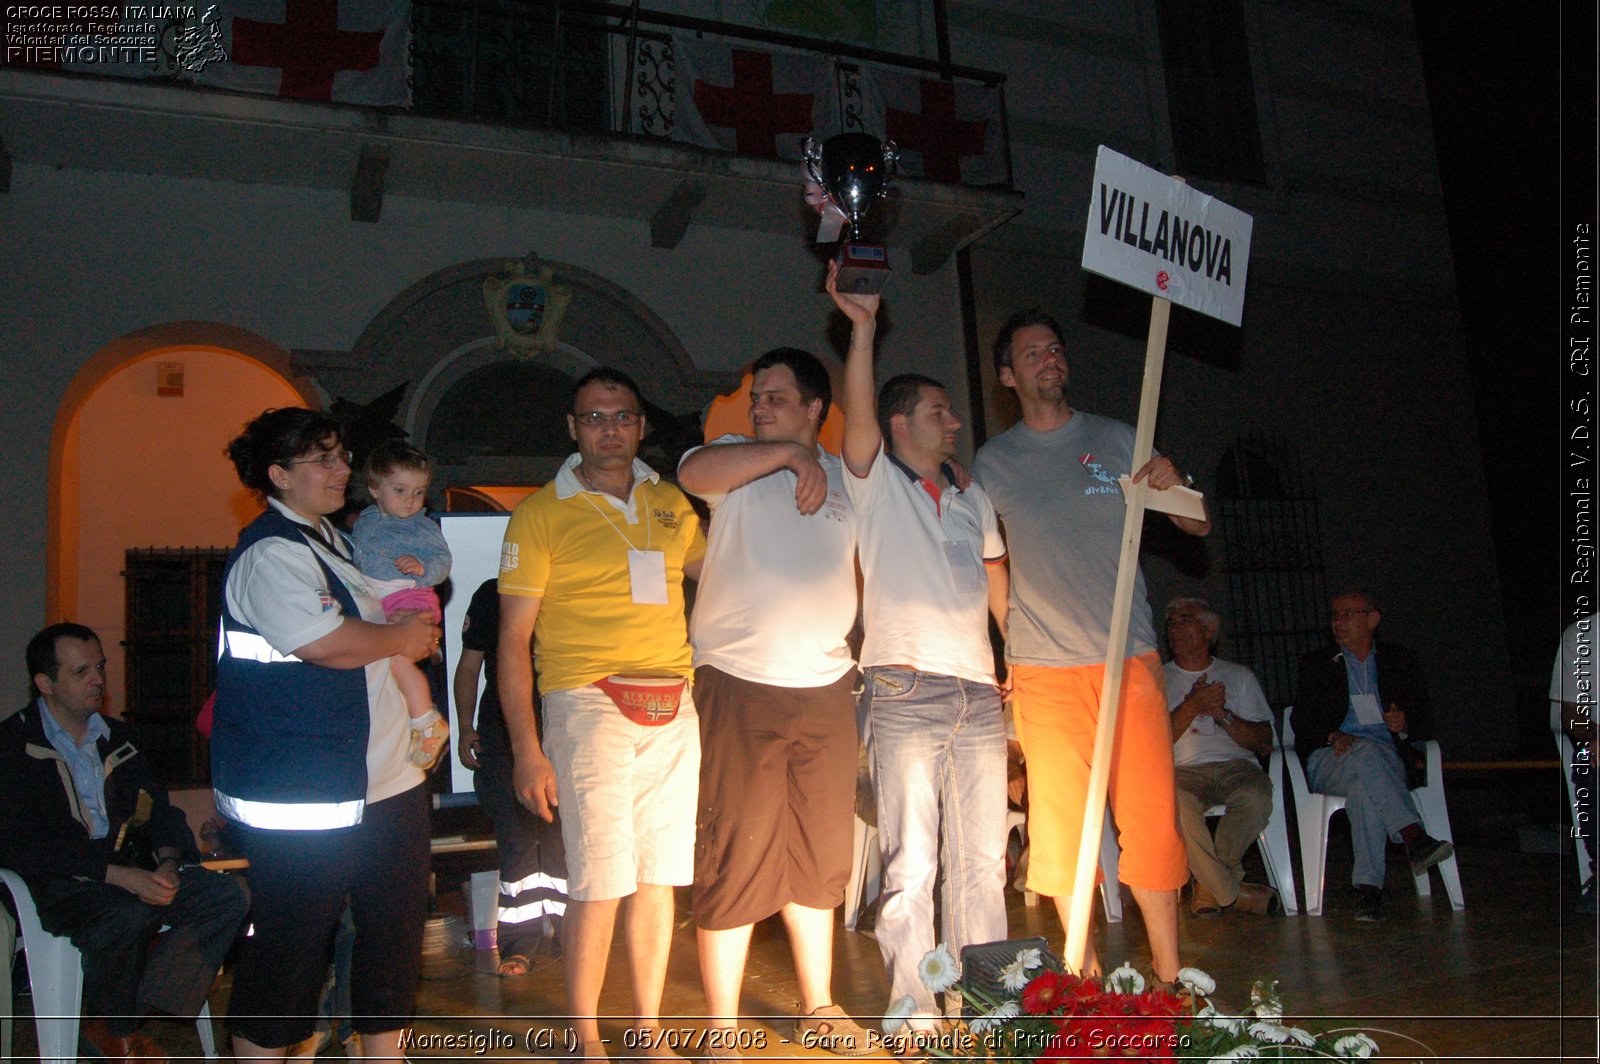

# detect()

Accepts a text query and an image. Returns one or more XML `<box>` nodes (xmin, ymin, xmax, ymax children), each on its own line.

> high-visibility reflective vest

<box><xmin>213</xmin><ymin>508</ymin><xmax>369</xmax><ymax>831</ymax></box>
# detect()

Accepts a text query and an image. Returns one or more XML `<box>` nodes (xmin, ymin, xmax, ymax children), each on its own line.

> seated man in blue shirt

<box><xmin>1293</xmin><ymin>591</ymin><xmax>1452</xmax><ymax>921</ymax></box>
<box><xmin>0</xmin><ymin>623</ymin><xmax>250</xmax><ymax>1064</ymax></box>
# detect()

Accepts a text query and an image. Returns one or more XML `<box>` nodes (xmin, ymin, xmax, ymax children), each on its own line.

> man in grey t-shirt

<box><xmin>972</xmin><ymin>307</ymin><xmax>1210</xmax><ymax>985</ymax></box>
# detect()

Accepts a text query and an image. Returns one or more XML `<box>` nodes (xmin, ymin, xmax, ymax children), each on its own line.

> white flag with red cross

<box><xmin>669</xmin><ymin>35</ymin><xmax>834</xmax><ymax>161</ymax></box>
<box><xmin>198</xmin><ymin>0</ymin><xmax>410</xmax><ymax>105</ymax></box>
<box><xmin>858</xmin><ymin>66</ymin><xmax>1005</xmax><ymax>186</ymax></box>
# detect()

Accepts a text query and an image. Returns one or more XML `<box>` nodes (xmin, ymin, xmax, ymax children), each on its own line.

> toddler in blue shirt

<box><xmin>352</xmin><ymin>441</ymin><xmax>452</xmax><ymax>769</ymax></box>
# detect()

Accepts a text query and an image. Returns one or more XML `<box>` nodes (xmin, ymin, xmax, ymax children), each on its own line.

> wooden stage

<box><xmin>5</xmin><ymin>839</ymin><xmax>1596</xmax><ymax>1061</ymax></box>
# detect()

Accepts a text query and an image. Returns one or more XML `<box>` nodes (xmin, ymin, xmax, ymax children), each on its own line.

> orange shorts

<box><xmin>1012</xmin><ymin>654</ymin><xmax>1187</xmax><ymax>896</ymax></box>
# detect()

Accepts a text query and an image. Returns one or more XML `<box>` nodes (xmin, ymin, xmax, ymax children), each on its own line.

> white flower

<box><xmin>998</xmin><ymin>947</ymin><xmax>1041</xmax><ymax>991</ymax></box>
<box><xmin>968</xmin><ymin>1000</ymin><xmax>1020</xmax><ymax>1035</ymax></box>
<box><xmin>1175</xmin><ymin>967</ymin><xmax>1215</xmax><ymax>996</ymax></box>
<box><xmin>917</xmin><ymin>944</ymin><xmax>960</xmax><ymax>993</ymax></box>
<box><xmin>1205</xmin><ymin>1012</ymin><xmax>1246</xmax><ymax>1036</ymax></box>
<box><xmin>1284</xmin><ymin>1026</ymin><xmax>1317</xmax><ymax>1047</ymax></box>
<box><xmin>1332</xmin><ymin>1033</ymin><xmax>1379</xmax><ymax>1058</ymax></box>
<box><xmin>1212</xmin><ymin>1048</ymin><xmax>1261</xmax><ymax>1061</ymax></box>
<box><xmin>1105</xmin><ymin>963</ymin><xmax>1145</xmax><ymax>995</ymax></box>
<box><xmin>1248</xmin><ymin>979</ymin><xmax>1283</xmax><ymax>1021</ymax></box>
<box><xmin>1248</xmin><ymin>1020</ymin><xmax>1292</xmax><ymax>1044</ymax></box>
<box><xmin>882</xmin><ymin>995</ymin><xmax>917</xmax><ymax>1037</ymax></box>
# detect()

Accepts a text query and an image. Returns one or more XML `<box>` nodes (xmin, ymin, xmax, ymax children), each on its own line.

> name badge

<box><xmin>943</xmin><ymin>541</ymin><xmax>984</xmax><ymax>595</ymax></box>
<box><xmin>1350</xmin><ymin>692</ymin><xmax>1383</xmax><ymax>726</ymax></box>
<box><xmin>628</xmin><ymin>549</ymin><xmax>668</xmax><ymax>605</ymax></box>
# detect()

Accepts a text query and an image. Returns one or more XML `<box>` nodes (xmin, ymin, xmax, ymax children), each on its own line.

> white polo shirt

<box><xmin>1165</xmin><ymin>656</ymin><xmax>1272</xmax><ymax>769</ymax></box>
<box><xmin>224</xmin><ymin>497</ymin><xmax>420</xmax><ymax>804</ymax></box>
<box><xmin>848</xmin><ymin>445</ymin><xmax>1004</xmax><ymax>684</ymax></box>
<box><xmin>687</xmin><ymin>435</ymin><xmax>858</xmax><ymax>688</ymax></box>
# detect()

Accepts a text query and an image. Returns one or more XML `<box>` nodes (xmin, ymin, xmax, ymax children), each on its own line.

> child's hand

<box><xmin>395</xmin><ymin>555</ymin><xmax>424</xmax><ymax>577</ymax></box>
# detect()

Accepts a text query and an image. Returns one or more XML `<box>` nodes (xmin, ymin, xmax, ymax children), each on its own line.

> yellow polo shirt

<box><xmin>499</xmin><ymin>456</ymin><xmax>705</xmax><ymax>694</ymax></box>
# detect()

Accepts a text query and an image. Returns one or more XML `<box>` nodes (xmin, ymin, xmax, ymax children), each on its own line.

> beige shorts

<box><xmin>540</xmin><ymin>681</ymin><xmax>700</xmax><ymax>901</ymax></box>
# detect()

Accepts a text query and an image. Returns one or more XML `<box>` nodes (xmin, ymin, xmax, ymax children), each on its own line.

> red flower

<box><xmin>1022</xmin><ymin>970</ymin><xmax>1068</xmax><ymax>1015</ymax></box>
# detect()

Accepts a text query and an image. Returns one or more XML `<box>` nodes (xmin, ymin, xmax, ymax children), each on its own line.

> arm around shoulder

<box><xmin>678</xmin><ymin>439</ymin><xmax>812</xmax><ymax>497</ymax></box>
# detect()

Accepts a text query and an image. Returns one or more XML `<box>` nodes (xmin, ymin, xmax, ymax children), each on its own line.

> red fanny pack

<box><xmin>593</xmin><ymin>674</ymin><xmax>686</xmax><ymax>726</ymax></box>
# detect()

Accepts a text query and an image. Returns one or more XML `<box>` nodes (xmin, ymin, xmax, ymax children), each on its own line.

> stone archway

<box><xmin>299</xmin><ymin>255</ymin><xmax>737</xmax><ymax>489</ymax></box>
<box><xmin>47</xmin><ymin>322</ymin><xmax>314</xmax><ymax>621</ymax></box>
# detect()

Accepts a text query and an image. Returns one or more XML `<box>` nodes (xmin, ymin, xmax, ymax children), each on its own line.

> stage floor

<box><xmin>6</xmin><ymin>841</ymin><xmax>1596</xmax><ymax>1061</ymax></box>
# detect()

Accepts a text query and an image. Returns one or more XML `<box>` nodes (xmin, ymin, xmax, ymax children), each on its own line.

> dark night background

<box><xmin>1413</xmin><ymin>4</ymin><xmax>1594</xmax><ymax>742</ymax></box>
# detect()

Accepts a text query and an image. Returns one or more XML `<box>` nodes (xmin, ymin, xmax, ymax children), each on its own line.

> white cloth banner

<box><xmin>41</xmin><ymin>1</ymin><xmax>410</xmax><ymax>107</ymax></box>
<box><xmin>858</xmin><ymin>66</ymin><xmax>1005</xmax><ymax>186</ymax></box>
<box><xmin>670</xmin><ymin>35</ymin><xmax>833</xmax><ymax>161</ymax></box>
<box><xmin>1081</xmin><ymin>145</ymin><xmax>1254</xmax><ymax>326</ymax></box>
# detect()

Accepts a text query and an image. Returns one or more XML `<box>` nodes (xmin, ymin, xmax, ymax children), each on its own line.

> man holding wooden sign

<box><xmin>973</xmin><ymin>308</ymin><xmax>1210</xmax><ymax>985</ymax></box>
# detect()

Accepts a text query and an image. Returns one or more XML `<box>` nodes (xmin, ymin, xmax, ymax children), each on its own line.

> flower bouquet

<box><xmin>884</xmin><ymin>941</ymin><xmax>1388</xmax><ymax>1061</ymax></box>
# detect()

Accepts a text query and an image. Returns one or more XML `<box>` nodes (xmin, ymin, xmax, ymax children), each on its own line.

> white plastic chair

<box><xmin>0</xmin><ymin>868</ymin><xmax>219</xmax><ymax>1063</ymax></box>
<box><xmin>1007</xmin><ymin>807</ymin><xmax>1124</xmax><ymax>922</ymax></box>
<box><xmin>1185</xmin><ymin>741</ymin><xmax>1300</xmax><ymax>914</ymax></box>
<box><xmin>1281</xmin><ymin>707</ymin><xmax>1464</xmax><ymax>915</ymax></box>
<box><xmin>1556</xmin><ymin>731</ymin><xmax>1593</xmax><ymax>887</ymax></box>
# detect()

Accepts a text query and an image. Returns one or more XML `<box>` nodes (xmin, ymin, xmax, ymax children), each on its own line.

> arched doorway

<box><xmin>49</xmin><ymin>323</ymin><xmax>311</xmax><ymax>768</ymax></box>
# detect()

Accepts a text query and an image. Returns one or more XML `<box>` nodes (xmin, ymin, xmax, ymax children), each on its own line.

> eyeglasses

<box><xmin>573</xmin><ymin>410</ymin><xmax>642</xmax><ymax>427</ymax></box>
<box><xmin>1329</xmin><ymin>608</ymin><xmax>1373</xmax><ymax>620</ymax></box>
<box><xmin>285</xmin><ymin>450</ymin><xmax>353</xmax><ymax>470</ymax></box>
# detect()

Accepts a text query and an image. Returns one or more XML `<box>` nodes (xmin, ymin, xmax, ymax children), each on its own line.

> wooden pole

<box><xmin>1063</xmin><ymin>292</ymin><xmax>1173</xmax><ymax>973</ymax></box>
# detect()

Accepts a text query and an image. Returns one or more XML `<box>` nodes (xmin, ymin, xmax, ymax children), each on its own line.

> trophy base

<box><xmin>835</xmin><ymin>242</ymin><xmax>892</xmax><ymax>294</ymax></box>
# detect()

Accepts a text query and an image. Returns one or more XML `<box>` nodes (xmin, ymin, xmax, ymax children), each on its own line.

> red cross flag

<box><xmin>862</xmin><ymin>68</ymin><xmax>1005</xmax><ymax>186</ymax></box>
<box><xmin>670</xmin><ymin>36</ymin><xmax>833</xmax><ymax>161</ymax></box>
<box><xmin>6</xmin><ymin>1</ymin><xmax>409</xmax><ymax>106</ymax></box>
<box><xmin>201</xmin><ymin>0</ymin><xmax>409</xmax><ymax>105</ymax></box>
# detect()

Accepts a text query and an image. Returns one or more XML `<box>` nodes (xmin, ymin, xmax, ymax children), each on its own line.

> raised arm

<box><xmin>679</xmin><ymin>439</ymin><xmax>827</xmax><ymax>514</ymax></box>
<box><xmin>828</xmin><ymin>259</ymin><xmax>883</xmax><ymax>477</ymax></box>
<box><xmin>496</xmin><ymin>592</ymin><xmax>558</xmax><ymax>821</ymax></box>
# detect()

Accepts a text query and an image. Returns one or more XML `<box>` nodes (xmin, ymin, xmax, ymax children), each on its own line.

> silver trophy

<box><xmin>804</xmin><ymin>133</ymin><xmax>899</xmax><ymax>294</ymax></box>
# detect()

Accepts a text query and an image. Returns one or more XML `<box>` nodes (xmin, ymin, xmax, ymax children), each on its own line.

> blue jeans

<box><xmin>860</xmin><ymin>667</ymin><xmax>1007</xmax><ymax>1015</ymax></box>
<box><xmin>1307</xmin><ymin>738</ymin><xmax>1421</xmax><ymax>890</ymax></box>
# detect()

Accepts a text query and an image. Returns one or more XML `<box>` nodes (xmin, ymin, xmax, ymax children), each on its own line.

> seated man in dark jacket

<box><xmin>1293</xmin><ymin>591</ymin><xmax>1452</xmax><ymax>922</ymax></box>
<box><xmin>0</xmin><ymin>623</ymin><xmax>249</xmax><ymax>1064</ymax></box>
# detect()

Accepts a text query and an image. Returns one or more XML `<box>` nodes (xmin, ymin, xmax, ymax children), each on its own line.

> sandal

<box><xmin>409</xmin><ymin>709</ymin><xmax>449</xmax><ymax>769</ymax></box>
<box><xmin>497</xmin><ymin>952</ymin><xmax>532</xmax><ymax>977</ymax></box>
<box><xmin>793</xmin><ymin>1004</ymin><xmax>881</xmax><ymax>1057</ymax></box>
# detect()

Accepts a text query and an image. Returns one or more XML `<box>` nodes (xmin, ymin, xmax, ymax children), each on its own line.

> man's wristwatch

<box><xmin>1220</xmin><ymin>710</ymin><xmax>1235</xmax><ymax>728</ymax></box>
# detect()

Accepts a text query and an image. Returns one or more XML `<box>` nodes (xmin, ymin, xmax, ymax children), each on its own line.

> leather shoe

<box><xmin>1233</xmin><ymin>881</ymin><xmax>1282</xmax><ymax>915</ymax></box>
<box><xmin>1190</xmin><ymin>880</ymin><xmax>1222</xmax><ymax>917</ymax></box>
<box><xmin>81</xmin><ymin>1019</ymin><xmax>169</xmax><ymax>1064</ymax></box>
<box><xmin>1406</xmin><ymin>833</ymin><xmax>1453</xmax><ymax>878</ymax></box>
<box><xmin>1354</xmin><ymin>885</ymin><xmax>1384</xmax><ymax>922</ymax></box>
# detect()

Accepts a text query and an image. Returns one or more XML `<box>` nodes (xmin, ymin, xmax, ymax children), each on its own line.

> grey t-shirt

<box><xmin>973</xmin><ymin>410</ymin><xmax>1157</xmax><ymax>667</ymax></box>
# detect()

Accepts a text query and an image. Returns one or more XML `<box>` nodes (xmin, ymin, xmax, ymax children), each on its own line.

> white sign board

<box><xmin>1081</xmin><ymin>146</ymin><xmax>1254</xmax><ymax>326</ymax></box>
<box><xmin>440</xmin><ymin>511</ymin><xmax>512</xmax><ymax>795</ymax></box>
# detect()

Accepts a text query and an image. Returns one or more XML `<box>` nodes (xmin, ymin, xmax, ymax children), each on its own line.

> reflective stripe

<box><xmin>499</xmin><ymin>897</ymin><xmax>568</xmax><ymax>923</ymax></box>
<box><xmin>499</xmin><ymin>871</ymin><xmax>568</xmax><ymax>897</ymax></box>
<box><xmin>215</xmin><ymin>790</ymin><xmax>362</xmax><ymax>830</ymax></box>
<box><xmin>222</xmin><ymin>630</ymin><xmax>302</xmax><ymax>664</ymax></box>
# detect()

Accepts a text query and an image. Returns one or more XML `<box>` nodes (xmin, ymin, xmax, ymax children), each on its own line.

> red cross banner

<box><xmin>6</xmin><ymin>1</ymin><xmax>409</xmax><ymax>106</ymax></box>
<box><xmin>670</xmin><ymin>35</ymin><xmax>833</xmax><ymax>161</ymax></box>
<box><xmin>199</xmin><ymin>0</ymin><xmax>410</xmax><ymax>105</ymax></box>
<box><xmin>861</xmin><ymin>67</ymin><xmax>1005</xmax><ymax>186</ymax></box>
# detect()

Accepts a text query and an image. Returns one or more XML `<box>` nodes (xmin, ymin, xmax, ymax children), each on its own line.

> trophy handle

<box><xmin>803</xmin><ymin>136</ymin><xmax>825</xmax><ymax>185</ymax></box>
<box><xmin>879</xmin><ymin>140</ymin><xmax>900</xmax><ymax>190</ymax></box>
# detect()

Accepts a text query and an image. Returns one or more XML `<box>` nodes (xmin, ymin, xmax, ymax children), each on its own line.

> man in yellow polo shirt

<box><xmin>498</xmin><ymin>367</ymin><xmax>706</xmax><ymax>1062</ymax></box>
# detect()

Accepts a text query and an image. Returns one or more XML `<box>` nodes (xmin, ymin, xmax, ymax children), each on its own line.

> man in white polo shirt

<box><xmin>679</xmin><ymin>339</ymin><xmax>875</xmax><ymax>1057</ymax></box>
<box><xmin>829</xmin><ymin>264</ymin><xmax>1010</xmax><ymax>1035</ymax></box>
<box><xmin>1163</xmin><ymin>598</ymin><xmax>1278</xmax><ymax>917</ymax></box>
